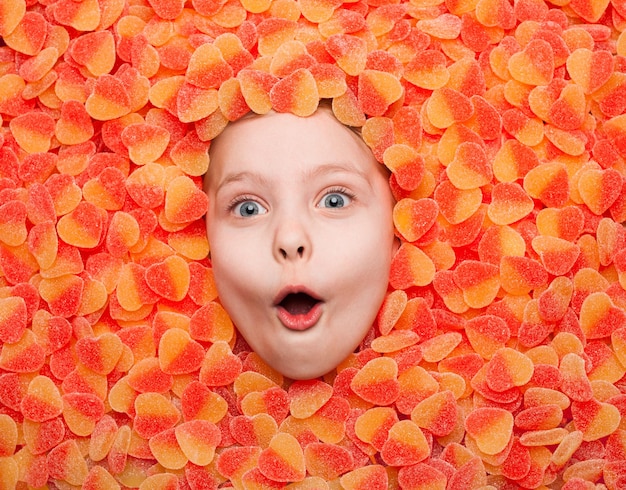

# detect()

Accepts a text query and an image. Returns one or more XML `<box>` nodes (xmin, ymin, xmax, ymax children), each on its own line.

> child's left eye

<box><xmin>318</xmin><ymin>191</ymin><xmax>352</xmax><ymax>209</ymax></box>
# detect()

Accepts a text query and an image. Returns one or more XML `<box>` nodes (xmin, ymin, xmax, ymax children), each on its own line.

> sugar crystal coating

<box><xmin>2</xmin><ymin>0</ymin><xmax>626</xmax><ymax>486</ymax></box>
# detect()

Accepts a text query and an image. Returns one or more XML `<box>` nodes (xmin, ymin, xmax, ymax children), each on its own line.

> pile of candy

<box><xmin>3</xmin><ymin>0</ymin><xmax>626</xmax><ymax>487</ymax></box>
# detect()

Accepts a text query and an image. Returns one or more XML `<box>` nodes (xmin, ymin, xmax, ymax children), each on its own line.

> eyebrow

<box><xmin>214</xmin><ymin>170</ymin><xmax>271</xmax><ymax>191</ymax></box>
<box><xmin>308</xmin><ymin>162</ymin><xmax>373</xmax><ymax>185</ymax></box>
<box><xmin>215</xmin><ymin>162</ymin><xmax>374</xmax><ymax>192</ymax></box>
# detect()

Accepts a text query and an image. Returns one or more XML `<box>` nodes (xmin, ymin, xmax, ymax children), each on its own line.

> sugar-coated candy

<box><xmin>508</xmin><ymin>39</ymin><xmax>554</xmax><ymax>86</ymax></box>
<box><xmin>2</xmin><ymin>0</ymin><xmax>626</xmax><ymax>486</ymax></box>
<box><xmin>404</xmin><ymin>50</ymin><xmax>450</xmax><ymax>90</ymax></box>
<box><xmin>464</xmin><ymin>407</ymin><xmax>514</xmax><ymax>455</ymax></box>
<box><xmin>424</xmin><ymin>270</ymin><xmax>469</xmax><ymax>313</ymax></box>
<box><xmin>231</xmin><ymin>412</ymin><xmax>278</xmax><ymax>448</ymax></box>
<box><xmin>199</xmin><ymin>340</ymin><xmax>242</xmax><ymax>386</ymax></box>
<box><xmin>578</xmin><ymin>167</ymin><xmax>623</xmax><ymax>212</ymax></box>
<box><xmin>269</xmin><ymin>68</ymin><xmax>319</xmax><ymax>117</ymax></box>
<box><xmin>523</xmin><ymin>160</ymin><xmax>570</xmax><ymax>207</ymax></box>
<box><xmin>146</xmin><ymin>254</ymin><xmax>190</xmax><ymax>301</ymax></box>
<box><xmin>137</xmin><ymin>472</ymin><xmax>179</xmax><ymax>490</ymax></box>
<box><xmin>389</xmin><ymin>242</ymin><xmax>436</xmax><ymax>289</ymax></box>
<box><xmin>567</xmin><ymin>48</ymin><xmax>613</xmax><ymax>94</ymax></box>
<box><xmin>396</xmin><ymin>365</ymin><xmax>439</xmax><ymax>414</ymax></box>
<box><xmin>589</xmin><ymin>356</ymin><xmax>625</xmax><ymax>392</ymax></box>
<box><xmin>234</xmin><ymin>371</ymin><xmax>278</xmax><ymax>404</ymax></box>
<box><xmin>499</xmin><ymin>256</ymin><xmax>547</xmax><ymax>297</ymax></box>
<box><xmin>238</xmin><ymin>467</ymin><xmax>283</xmax><ymax>488</ymax></box>
<box><xmin>107</xmin><ymin>426</ymin><xmax>132</xmax><ymax>475</ymax></box>
<box><xmin>257</xmin><ymin>432</ymin><xmax>306</xmax><ymax>482</ymax></box>
<box><xmin>358</xmin><ymin>70</ymin><xmax>403</xmax><ymax>117</ymax></box>
<box><xmin>180</xmin><ymin>381</ymin><xmax>227</xmax><ymax>424</ymax></box>
<box><xmin>82</xmin><ymin>465</ymin><xmax>121</xmax><ymax>490</ymax></box>
<box><xmin>435</xmin><ymin>180</ymin><xmax>482</xmax><ymax>225</ymax></box>
<box><xmin>20</xmin><ymin>375</ymin><xmax>62</xmax><ymax>422</ymax></box>
<box><xmin>62</xmin><ymin>392</ymin><xmax>105</xmax><ymax>436</ymax></box>
<box><xmin>532</xmin><ymin>235</ymin><xmax>582</xmax><ymax>276</ymax></box>
<box><xmin>62</xmin><ymin>362</ymin><xmax>108</xmax><ymax>400</ymax></box>
<box><xmin>127</xmin><ymin>357</ymin><xmax>174</xmax><ymax>394</ymax></box>
<box><xmin>76</xmin><ymin>332</ymin><xmax>123</xmax><ymax>375</ymax></box>
<box><xmin>85</xmin><ymin>75</ymin><xmax>132</xmax><ymax>121</ymax></box>
<box><xmin>164</xmin><ymin>175</ymin><xmax>209</xmax><ymax>224</ymax></box>
<box><xmin>376</xmin><ymin>289</ymin><xmax>408</xmax><ymax>336</ymax></box>
<box><xmin>384</xmin><ymin>144</ymin><xmax>425</xmax><ymax>192</ymax></box>
<box><xmin>0</xmin><ymin>414</ymin><xmax>17</xmax><ymax>458</ymax></box>
<box><xmin>380</xmin><ymin>419</ymin><xmax>429</xmax><ymax>466</ymax></box>
<box><xmin>0</xmin><ymin>329</ymin><xmax>46</xmax><ymax>373</ymax></box>
<box><xmin>340</xmin><ymin>464</ymin><xmax>388</xmax><ymax>490</ymax></box>
<box><xmin>354</xmin><ymin>406</ymin><xmax>398</xmax><ymax>452</ymax></box>
<box><xmin>0</xmin><ymin>296</ymin><xmax>27</xmax><ymax>343</ymax></box>
<box><xmin>393</xmin><ymin>198</ymin><xmax>438</xmax><ymax>243</ymax></box>
<box><xmin>488</xmin><ymin>182</ymin><xmax>534</xmax><ymax>225</ymax></box>
<box><xmin>288</xmin><ymin>380</ymin><xmax>332</xmax><ymax>419</ymax></box>
<box><xmin>89</xmin><ymin>414</ymin><xmax>118</xmax><ymax>462</ymax></box>
<box><xmin>241</xmin><ymin>386</ymin><xmax>289</xmax><ymax>423</ymax></box>
<box><xmin>325</xmin><ymin>34</ymin><xmax>367</xmax><ymax>77</ymax></box>
<box><xmin>23</xmin><ymin>417</ymin><xmax>65</xmax><ymax>455</ymax></box>
<box><xmin>486</xmin><ymin>347</ymin><xmax>534</xmax><ymax>392</ymax></box>
<box><xmin>20</xmin><ymin>152</ymin><xmax>57</xmax><ymax>184</ymax></box>
<box><xmin>158</xmin><ymin>328</ymin><xmax>204</xmax><ymax>375</ymax></box>
<box><xmin>572</xmin><ymin>398</ymin><xmax>621</xmax><ymax>441</ymax></box>
<box><xmin>303</xmin><ymin>442</ymin><xmax>353</xmax><ymax>480</ymax></box>
<box><xmin>300</xmin><ymin>395</ymin><xmax>350</xmax><ymax>444</ymax></box>
<box><xmin>411</xmin><ymin>390</ymin><xmax>458</xmax><ymax>437</ymax></box>
<box><xmin>452</xmin><ymin>260</ymin><xmax>500</xmax><ymax>309</ymax></box>
<box><xmin>580</xmin><ymin>291</ymin><xmax>626</xmax><ymax>339</ymax></box>
<box><xmin>56</xmin><ymin>201</ymin><xmax>104</xmax><ymax>249</ymax></box>
<box><xmin>350</xmin><ymin>357</ymin><xmax>399</xmax><ymax>406</ymax></box>
<box><xmin>174</xmin><ymin>420</ymin><xmax>221</xmax><ymax>467</ymax></box>
<box><xmin>47</xmin><ymin>439</ymin><xmax>89</xmax><ymax>486</ymax></box>
<box><xmin>14</xmin><ymin>447</ymin><xmax>49</xmax><ymax>488</ymax></box>
<box><xmin>133</xmin><ymin>392</ymin><xmax>180</xmax><ymax>439</ymax></box>
<box><xmin>398</xmin><ymin>462</ymin><xmax>447</xmax><ymax>490</ymax></box>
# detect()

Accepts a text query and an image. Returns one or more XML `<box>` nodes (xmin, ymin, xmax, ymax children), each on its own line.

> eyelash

<box><xmin>227</xmin><ymin>187</ymin><xmax>357</xmax><ymax>213</ymax></box>
<box><xmin>325</xmin><ymin>187</ymin><xmax>356</xmax><ymax>201</ymax></box>
<box><xmin>228</xmin><ymin>194</ymin><xmax>258</xmax><ymax>212</ymax></box>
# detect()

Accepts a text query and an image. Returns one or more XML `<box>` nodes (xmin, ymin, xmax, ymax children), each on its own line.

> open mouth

<box><xmin>274</xmin><ymin>290</ymin><xmax>324</xmax><ymax>331</ymax></box>
<box><xmin>279</xmin><ymin>292</ymin><xmax>320</xmax><ymax>315</ymax></box>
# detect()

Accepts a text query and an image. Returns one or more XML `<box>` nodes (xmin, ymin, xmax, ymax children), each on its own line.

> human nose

<box><xmin>273</xmin><ymin>215</ymin><xmax>312</xmax><ymax>262</ymax></box>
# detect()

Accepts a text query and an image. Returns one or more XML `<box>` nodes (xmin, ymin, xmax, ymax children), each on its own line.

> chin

<box><xmin>269</xmin><ymin>353</ymin><xmax>338</xmax><ymax>380</ymax></box>
<box><xmin>280</xmin><ymin>365</ymin><xmax>334</xmax><ymax>380</ymax></box>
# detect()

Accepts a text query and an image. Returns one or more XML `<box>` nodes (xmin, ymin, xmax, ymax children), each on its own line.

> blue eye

<box><xmin>320</xmin><ymin>192</ymin><xmax>351</xmax><ymax>208</ymax></box>
<box><xmin>234</xmin><ymin>200</ymin><xmax>267</xmax><ymax>217</ymax></box>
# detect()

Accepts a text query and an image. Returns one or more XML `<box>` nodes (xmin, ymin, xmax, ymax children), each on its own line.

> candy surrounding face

<box><xmin>205</xmin><ymin>109</ymin><xmax>396</xmax><ymax>379</ymax></box>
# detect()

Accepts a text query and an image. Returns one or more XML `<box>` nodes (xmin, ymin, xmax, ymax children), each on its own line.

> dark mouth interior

<box><xmin>279</xmin><ymin>293</ymin><xmax>320</xmax><ymax>316</ymax></box>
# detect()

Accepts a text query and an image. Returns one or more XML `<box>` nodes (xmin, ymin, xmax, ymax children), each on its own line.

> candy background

<box><xmin>3</xmin><ymin>0</ymin><xmax>626</xmax><ymax>487</ymax></box>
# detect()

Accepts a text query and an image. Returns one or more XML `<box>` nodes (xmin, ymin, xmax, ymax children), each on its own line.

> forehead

<box><xmin>205</xmin><ymin>109</ymin><xmax>382</xmax><ymax>186</ymax></box>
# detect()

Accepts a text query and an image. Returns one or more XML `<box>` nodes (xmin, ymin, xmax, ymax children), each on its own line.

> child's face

<box><xmin>205</xmin><ymin>109</ymin><xmax>396</xmax><ymax>379</ymax></box>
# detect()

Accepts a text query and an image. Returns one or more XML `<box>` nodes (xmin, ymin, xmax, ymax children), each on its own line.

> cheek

<box><xmin>332</xmin><ymin>212</ymin><xmax>395</xmax><ymax>269</ymax></box>
<box><xmin>210</xmin><ymin>257</ymin><xmax>266</xmax><ymax>339</ymax></box>
<box><xmin>209</xmin><ymin>223</ymin><xmax>257</xmax><ymax>266</ymax></box>
<box><xmin>322</xmin><ymin>223</ymin><xmax>388</xmax><ymax>306</ymax></box>
<box><xmin>209</xmin><ymin>231</ymin><xmax>246</xmax><ymax>286</ymax></box>
<box><xmin>212</xmin><ymin>251</ymin><xmax>255</xmax><ymax>291</ymax></box>
<box><xmin>209</xmin><ymin>231</ymin><xmax>272</xmax><ymax>299</ymax></box>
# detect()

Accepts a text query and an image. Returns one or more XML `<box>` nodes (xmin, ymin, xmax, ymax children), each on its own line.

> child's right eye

<box><xmin>233</xmin><ymin>200</ymin><xmax>267</xmax><ymax>217</ymax></box>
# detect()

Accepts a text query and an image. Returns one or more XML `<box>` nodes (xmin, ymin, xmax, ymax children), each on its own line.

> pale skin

<box><xmin>204</xmin><ymin>108</ymin><xmax>397</xmax><ymax>379</ymax></box>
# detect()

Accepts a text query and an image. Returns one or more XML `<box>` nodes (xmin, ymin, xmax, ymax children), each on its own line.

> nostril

<box><xmin>278</xmin><ymin>246</ymin><xmax>305</xmax><ymax>259</ymax></box>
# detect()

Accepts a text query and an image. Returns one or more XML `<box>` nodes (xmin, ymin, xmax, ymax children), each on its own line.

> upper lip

<box><xmin>273</xmin><ymin>285</ymin><xmax>323</xmax><ymax>306</ymax></box>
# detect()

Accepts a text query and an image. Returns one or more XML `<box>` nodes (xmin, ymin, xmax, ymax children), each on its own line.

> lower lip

<box><xmin>276</xmin><ymin>303</ymin><xmax>323</xmax><ymax>331</ymax></box>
